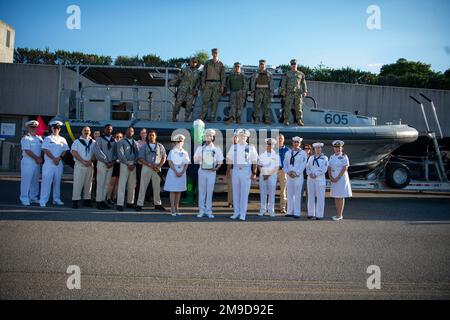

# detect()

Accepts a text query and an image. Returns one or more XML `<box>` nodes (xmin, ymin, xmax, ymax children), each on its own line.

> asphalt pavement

<box><xmin>0</xmin><ymin>176</ymin><xmax>449</xmax><ymax>300</ymax></box>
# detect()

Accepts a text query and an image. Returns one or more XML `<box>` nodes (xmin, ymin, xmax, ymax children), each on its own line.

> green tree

<box><xmin>194</xmin><ymin>50</ymin><xmax>210</xmax><ymax>65</ymax></box>
<box><xmin>114</xmin><ymin>55</ymin><xmax>144</xmax><ymax>66</ymax></box>
<box><xmin>142</xmin><ymin>54</ymin><xmax>166</xmax><ymax>67</ymax></box>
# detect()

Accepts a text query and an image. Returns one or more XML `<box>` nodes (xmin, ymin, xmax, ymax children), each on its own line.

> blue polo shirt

<box><xmin>278</xmin><ymin>145</ymin><xmax>290</xmax><ymax>169</ymax></box>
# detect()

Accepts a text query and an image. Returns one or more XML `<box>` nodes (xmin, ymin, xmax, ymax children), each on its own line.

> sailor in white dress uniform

<box><xmin>226</xmin><ymin>129</ymin><xmax>259</xmax><ymax>221</ymax></box>
<box><xmin>328</xmin><ymin>140</ymin><xmax>352</xmax><ymax>221</ymax></box>
<box><xmin>20</xmin><ymin>120</ymin><xmax>43</xmax><ymax>206</ymax></box>
<box><xmin>40</xmin><ymin>121</ymin><xmax>70</xmax><ymax>207</ymax></box>
<box><xmin>164</xmin><ymin>134</ymin><xmax>191</xmax><ymax>216</ymax></box>
<box><xmin>283</xmin><ymin>136</ymin><xmax>308</xmax><ymax>218</ymax></box>
<box><xmin>306</xmin><ymin>142</ymin><xmax>329</xmax><ymax>220</ymax></box>
<box><xmin>194</xmin><ymin>129</ymin><xmax>224</xmax><ymax>219</ymax></box>
<box><xmin>258</xmin><ymin>138</ymin><xmax>280</xmax><ymax>217</ymax></box>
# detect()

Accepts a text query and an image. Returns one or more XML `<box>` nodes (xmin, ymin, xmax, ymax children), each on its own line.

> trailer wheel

<box><xmin>386</xmin><ymin>163</ymin><xmax>411</xmax><ymax>189</ymax></box>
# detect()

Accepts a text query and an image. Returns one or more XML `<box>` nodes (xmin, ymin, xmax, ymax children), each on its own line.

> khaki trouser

<box><xmin>72</xmin><ymin>162</ymin><xmax>94</xmax><ymax>201</ymax></box>
<box><xmin>278</xmin><ymin>169</ymin><xmax>287</xmax><ymax>210</ymax></box>
<box><xmin>137</xmin><ymin>165</ymin><xmax>162</xmax><ymax>207</ymax></box>
<box><xmin>117</xmin><ymin>163</ymin><xmax>137</xmax><ymax>206</ymax></box>
<box><xmin>96</xmin><ymin>161</ymin><xmax>113</xmax><ymax>202</ymax></box>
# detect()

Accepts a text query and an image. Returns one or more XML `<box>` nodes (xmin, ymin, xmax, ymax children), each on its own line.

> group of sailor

<box><xmin>171</xmin><ymin>48</ymin><xmax>308</xmax><ymax>127</ymax></box>
<box><xmin>20</xmin><ymin>120</ymin><xmax>352</xmax><ymax>221</ymax></box>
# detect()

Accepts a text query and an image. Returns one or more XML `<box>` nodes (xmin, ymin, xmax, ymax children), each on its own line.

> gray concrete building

<box><xmin>0</xmin><ymin>20</ymin><xmax>14</xmax><ymax>63</ymax></box>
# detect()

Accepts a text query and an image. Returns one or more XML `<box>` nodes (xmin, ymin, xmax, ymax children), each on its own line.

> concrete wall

<box><xmin>0</xmin><ymin>20</ymin><xmax>14</xmax><ymax>63</ymax></box>
<box><xmin>0</xmin><ymin>63</ymin><xmax>60</xmax><ymax>116</ymax></box>
<box><xmin>307</xmin><ymin>81</ymin><xmax>450</xmax><ymax>136</ymax></box>
<box><xmin>1</xmin><ymin>63</ymin><xmax>449</xmax><ymax>136</ymax></box>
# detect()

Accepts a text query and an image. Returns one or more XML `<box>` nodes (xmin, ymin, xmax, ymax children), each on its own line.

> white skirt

<box><xmin>330</xmin><ymin>172</ymin><xmax>352</xmax><ymax>198</ymax></box>
<box><xmin>164</xmin><ymin>167</ymin><xmax>187</xmax><ymax>192</ymax></box>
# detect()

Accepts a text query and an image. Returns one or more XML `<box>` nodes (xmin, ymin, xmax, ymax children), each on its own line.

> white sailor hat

<box><xmin>25</xmin><ymin>120</ymin><xmax>39</xmax><ymax>127</ymax></box>
<box><xmin>332</xmin><ymin>140</ymin><xmax>345</xmax><ymax>147</ymax></box>
<box><xmin>204</xmin><ymin>129</ymin><xmax>216</xmax><ymax>137</ymax></box>
<box><xmin>312</xmin><ymin>142</ymin><xmax>324</xmax><ymax>148</ymax></box>
<box><xmin>49</xmin><ymin>120</ymin><xmax>63</xmax><ymax>127</ymax></box>
<box><xmin>237</xmin><ymin>129</ymin><xmax>251</xmax><ymax>137</ymax></box>
<box><xmin>292</xmin><ymin>136</ymin><xmax>303</xmax><ymax>143</ymax></box>
<box><xmin>265</xmin><ymin>138</ymin><xmax>277</xmax><ymax>145</ymax></box>
<box><xmin>172</xmin><ymin>134</ymin><xmax>186</xmax><ymax>142</ymax></box>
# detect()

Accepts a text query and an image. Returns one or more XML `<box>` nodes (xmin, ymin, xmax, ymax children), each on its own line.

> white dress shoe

<box><xmin>53</xmin><ymin>200</ymin><xmax>64</xmax><ymax>206</ymax></box>
<box><xmin>230</xmin><ymin>215</ymin><xmax>239</xmax><ymax>220</ymax></box>
<box><xmin>207</xmin><ymin>214</ymin><xmax>214</xmax><ymax>219</ymax></box>
<box><xmin>332</xmin><ymin>216</ymin><xmax>343</xmax><ymax>221</ymax></box>
<box><xmin>21</xmin><ymin>202</ymin><xmax>30</xmax><ymax>206</ymax></box>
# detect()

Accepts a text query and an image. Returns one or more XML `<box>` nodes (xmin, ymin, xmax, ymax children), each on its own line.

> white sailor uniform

<box><xmin>258</xmin><ymin>151</ymin><xmax>280</xmax><ymax>216</ymax></box>
<box><xmin>194</xmin><ymin>143</ymin><xmax>224</xmax><ymax>217</ymax></box>
<box><xmin>329</xmin><ymin>153</ymin><xmax>352</xmax><ymax>198</ymax></box>
<box><xmin>20</xmin><ymin>134</ymin><xmax>43</xmax><ymax>204</ymax></box>
<box><xmin>283</xmin><ymin>149</ymin><xmax>308</xmax><ymax>217</ymax></box>
<box><xmin>306</xmin><ymin>154</ymin><xmax>329</xmax><ymax>218</ymax></box>
<box><xmin>164</xmin><ymin>146</ymin><xmax>191</xmax><ymax>192</ymax></box>
<box><xmin>226</xmin><ymin>143</ymin><xmax>259</xmax><ymax>220</ymax></box>
<box><xmin>40</xmin><ymin>134</ymin><xmax>70</xmax><ymax>206</ymax></box>
<box><xmin>71</xmin><ymin>137</ymin><xmax>96</xmax><ymax>201</ymax></box>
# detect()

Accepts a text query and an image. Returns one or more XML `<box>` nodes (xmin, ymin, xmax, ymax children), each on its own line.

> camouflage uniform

<box><xmin>251</xmin><ymin>69</ymin><xmax>273</xmax><ymax>124</ymax></box>
<box><xmin>226</xmin><ymin>69</ymin><xmax>247</xmax><ymax>124</ymax></box>
<box><xmin>170</xmin><ymin>66</ymin><xmax>201</xmax><ymax>121</ymax></box>
<box><xmin>200</xmin><ymin>59</ymin><xmax>226</xmax><ymax>122</ymax></box>
<box><xmin>281</xmin><ymin>69</ymin><xmax>307</xmax><ymax>125</ymax></box>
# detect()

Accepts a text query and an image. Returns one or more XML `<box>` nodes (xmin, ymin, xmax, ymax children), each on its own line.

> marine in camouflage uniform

<box><xmin>251</xmin><ymin>60</ymin><xmax>273</xmax><ymax>125</ymax></box>
<box><xmin>225</xmin><ymin>62</ymin><xmax>247</xmax><ymax>124</ymax></box>
<box><xmin>280</xmin><ymin>59</ymin><xmax>308</xmax><ymax>126</ymax></box>
<box><xmin>170</xmin><ymin>58</ymin><xmax>201</xmax><ymax>122</ymax></box>
<box><xmin>200</xmin><ymin>48</ymin><xmax>226</xmax><ymax>122</ymax></box>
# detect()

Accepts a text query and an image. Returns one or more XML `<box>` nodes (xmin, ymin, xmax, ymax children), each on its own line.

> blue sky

<box><xmin>1</xmin><ymin>0</ymin><xmax>449</xmax><ymax>72</ymax></box>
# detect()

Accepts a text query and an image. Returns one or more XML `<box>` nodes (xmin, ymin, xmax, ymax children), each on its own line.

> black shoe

<box><xmin>103</xmin><ymin>201</ymin><xmax>112</xmax><ymax>209</ymax></box>
<box><xmin>117</xmin><ymin>206</ymin><xmax>124</xmax><ymax>212</ymax></box>
<box><xmin>307</xmin><ymin>216</ymin><xmax>314</xmax><ymax>220</ymax></box>
<box><xmin>83</xmin><ymin>200</ymin><xmax>92</xmax><ymax>207</ymax></box>
<box><xmin>135</xmin><ymin>206</ymin><xmax>142</xmax><ymax>212</ymax></box>
<box><xmin>155</xmin><ymin>205</ymin><xmax>167</xmax><ymax>212</ymax></box>
<box><xmin>294</xmin><ymin>216</ymin><xmax>300</xmax><ymax>219</ymax></box>
<box><xmin>72</xmin><ymin>201</ymin><xmax>79</xmax><ymax>209</ymax></box>
<box><xmin>126</xmin><ymin>203</ymin><xmax>135</xmax><ymax>209</ymax></box>
<box><xmin>96</xmin><ymin>202</ymin><xmax>105</xmax><ymax>210</ymax></box>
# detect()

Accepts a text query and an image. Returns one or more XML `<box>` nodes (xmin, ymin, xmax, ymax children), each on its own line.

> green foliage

<box><xmin>378</xmin><ymin>58</ymin><xmax>449</xmax><ymax>89</ymax></box>
<box><xmin>194</xmin><ymin>50</ymin><xmax>210</xmax><ymax>65</ymax></box>
<box><xmin>13</xmin><ymin>49</ymin><xmax>449</xmax><ymax>90</ymax></box>
<box><xmin>142</xmin><ymin>54</ymin><xmax>165</xmax><ymax>67</ymax></box>
<box><xmin>114</xmin><ymin>55</ymin><xmax>144</xmax><ymax>66</ymax></box>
